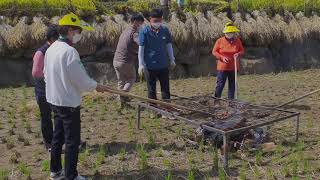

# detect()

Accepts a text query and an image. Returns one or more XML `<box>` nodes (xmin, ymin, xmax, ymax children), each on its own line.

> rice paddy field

<box><xmin>0</xmin><ymin>69</ymin><xmax>320</xmax><ymax>179</ymax></box>
<box><xmin>0</xmin><ymin>0</ymin><xmax>319</xmax><ymax>17</ymax></box>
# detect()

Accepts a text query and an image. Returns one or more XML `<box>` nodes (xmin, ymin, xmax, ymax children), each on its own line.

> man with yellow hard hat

<box><xmin>44</xmin><ymin>13</ymin><xmax>104</xmax><ymax>180</ymax></box>
<box><xmin>212</xmin><ymin>22</ymin><xmax>244</xmax><ymax>99</ymax></box>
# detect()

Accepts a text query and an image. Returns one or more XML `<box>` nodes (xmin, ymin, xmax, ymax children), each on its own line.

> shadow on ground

<box><xmin>87</xmin><ymin>140</ymin><xmax>188</xmax><ymax>156</ymax></box>
<box><xmin>86</xmin><ymin>167</ymin><xmax>239</xmax><ymax>180</ymax></box>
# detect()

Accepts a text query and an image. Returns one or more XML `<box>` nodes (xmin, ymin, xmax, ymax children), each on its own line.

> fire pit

<box><xmin>135</xmin><ymin>95</ymin><xmax>300</xmax><ymax>171</ymax></box>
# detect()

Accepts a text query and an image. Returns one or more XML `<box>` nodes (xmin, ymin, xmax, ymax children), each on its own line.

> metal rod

<box><xmin>138</xmin><ymin>102</ymin><xmax>201</xmax><ymax>127</ymax></box>
<box><xmin>101</xmin><ymin>86</ymin><xmax>215</xmax><ymax>116</ymax></box>
<box><xmin>225</xmin><ymin>113</ymin><xmax>300</xmax><ymax>135</ymax></box>
<box><xmin>211</xmin><ymin>96</ymin><xmax>301</xmax><ymax>113</ymax></box>
<box><xmin>295</xmin><ymin>115</ymin><xmax>300</xmax><ymax>142</ymax></box>
<box><xmin>136</xmin><ymin>104</ymin><xmax>141</xmax><ymax>129</ymax></box>
<box><xmin>235</xmin><ymin>57</ymin><xmax>239</xmax><ymax>100</ymax></box>
<box><xmin>275</xmin><ymin>89</ymin><xmax>320</xmax><ymax>108</ymax></box>
<box><xmin>222</xmin><ymin>134</ymin><xmax>229</xmax><ymax>173</ymax></box>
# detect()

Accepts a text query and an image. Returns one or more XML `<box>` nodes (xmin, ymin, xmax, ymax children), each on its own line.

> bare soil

<box><xmin>0</xmin><ymin>69</ymin><xmax>320</xmax><ymax>180</ymax></box>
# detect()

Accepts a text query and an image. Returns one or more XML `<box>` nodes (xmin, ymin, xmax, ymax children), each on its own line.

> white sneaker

<box><xmin>50</xmin><ymin>171</ymin><xmax>64</xmax><ymax>180</ymax></box>
<box><xmin>74</xmin><ymin>175</ymin><xmax>86</xmax><ymax>180</ymax></box>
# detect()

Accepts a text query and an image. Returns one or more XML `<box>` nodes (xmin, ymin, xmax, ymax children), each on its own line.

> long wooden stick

<box><xmin>275</xmin><ymin>89</ymin><xmax>320</xmax><ymax>108</ymax></box>
<box><xmin>101</xmin><ymin>86</ymin><xmax>215</xmax><ymax>116</ymax></box>
<box><xmin>234</xmin><ymin>57</ymin><xmax>239</xmax><ymax>99</ymax></box>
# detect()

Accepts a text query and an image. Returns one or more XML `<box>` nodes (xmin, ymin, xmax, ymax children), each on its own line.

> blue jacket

<box><xmin>139</xmin><ymin>25</ymin><xmax>172</xmax><ymax>70</ymax></box>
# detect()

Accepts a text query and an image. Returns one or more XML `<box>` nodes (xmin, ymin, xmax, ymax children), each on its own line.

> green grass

<box><xmin>0</xmin><ymin>0</ymin><xmax>97</xmax><ymax>16</ymax></box>
<box><xmin>1</xmin><ymin>0</ymin><xmax>318</xmax><ymax>18</ymax></box>
<box><xmin>0</xmin><ymin>169</ymin><xmax>9</xmax><ymax>180</ymax></box>
<box><xmin>17</xmin><ymin>162</ymin><xmax>31</xmax><ymax>178</ymax></box>
<box><xmin>231</xmin><ymin>0</ymin><xmax>320</xmax><ymax>14</ymax></box>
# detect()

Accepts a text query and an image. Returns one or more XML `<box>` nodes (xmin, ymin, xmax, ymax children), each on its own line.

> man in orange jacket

<box><xmin>212</xmin><ymin>22</ymin><xmax>244</xmax><ymax>99</ymax></box>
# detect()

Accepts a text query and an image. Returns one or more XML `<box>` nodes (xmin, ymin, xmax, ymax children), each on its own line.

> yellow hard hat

<box><xmin>223</xmin><ymin>22</ymin><xmax>240</xmax><ymax>33</ymax></box>
<box><xmin>59</xmin><ymin>13</ymin><xmax>94</xmax><ymax>31</ymax></box>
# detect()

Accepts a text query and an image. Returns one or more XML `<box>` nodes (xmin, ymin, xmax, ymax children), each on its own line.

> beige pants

<box><xmin>113</xmin><ymin>61</ymin><xmax>136</xmax><ymax>92</ymax></box>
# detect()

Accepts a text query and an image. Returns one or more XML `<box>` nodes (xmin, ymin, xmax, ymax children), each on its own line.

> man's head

<box><xmin>149</xmin><ymin>8</ymin><xmax>163</xmax><ymax>30</ymax></box>
<box><xmin>58</xmin><ymin>25</ymin><xmax>82</xmax><ymax>44</ymax></box>
<box><xmin>58</xmin><ymin>13</ymin><xmax>93</xmax><ymax>44</ymax></box>
<box><xmin>130</xmin><ymin>14</ymin><xmax>144</xmax><ymax>30</ymax></box>
<box><xmin>46</xmin><ymin>25</ymin><xmax>59</xmax><ymax>44</ymax></box>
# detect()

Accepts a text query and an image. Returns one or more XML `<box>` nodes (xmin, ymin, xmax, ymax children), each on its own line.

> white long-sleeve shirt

<box><xmin>44</xmin><ymin>41</ymin><xmax>97</xmax><ymax>108</ymax></box>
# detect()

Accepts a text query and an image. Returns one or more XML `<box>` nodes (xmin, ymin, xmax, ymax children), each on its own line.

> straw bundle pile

<box><xmin>207</xmin><ymin>11</ymin><xmax>224</xmax><ymax>41</ymax></box>
<box><xmin>1</xmin><ymin>10</ymin><xmax>320</xmax><ymax>57</ymax></box>
<box><xmin>310</xmin><ymin>14</ymin><xmax>320</xmax><ymax>39</ymax></box>
<box><xmin>30</xmin><ymin>17</ymin><xmax>48</xmax><ymax>46</ymax></box>
<box><xmin>5</xmin><ymin>17</ymin><xmax>31</xmax><ymax>49</ymax></box>
<box><xmin>184</xmin><ymin>12</ymin><xmax>199</xmax><ymax>46</ymax></box>
<box><xmin>195</xmin><ymin>12</ymin><xmax>213</xmax><ymax>46</ymax></box>
<box><xmin>284</xmin><ymin>12</ymin><xmax>304</xmax><ymax>43</ymax></box>
<box><xmin>101</xmin><ymin>15</ymin><xmax>127</xmax><ymax>50</ymax></box>
<box><xmin>167</xmin><ymin>12</ymin><xmax>189</xmax><ymax>49</ymax></box>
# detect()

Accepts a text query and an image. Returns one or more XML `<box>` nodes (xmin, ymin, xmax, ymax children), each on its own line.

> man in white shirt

<box><xmin>44</xmin><ymin>13</ymin><xmax>104</xmax><ymax>180</ymax></box>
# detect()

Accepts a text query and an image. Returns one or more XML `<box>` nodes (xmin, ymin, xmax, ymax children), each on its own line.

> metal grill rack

<box><xmin>136</xmin><ymin>95</ymin><xmax>300</xmax><ymax>171</ymax></box>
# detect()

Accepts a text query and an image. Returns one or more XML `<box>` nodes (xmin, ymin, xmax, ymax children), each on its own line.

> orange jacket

<box><xmin>212</xmin><ymin>37</ymin><xmax>244</xmax><ymax>71</ymax></box>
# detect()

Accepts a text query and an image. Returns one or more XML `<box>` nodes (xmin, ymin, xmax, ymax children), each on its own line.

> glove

<box><xmin>170</xmin><ymin>61</ymin><xmax>176</xmax><ymax>70</ymax></box>
<box><xmin>138</xmin><ymin>65</ymin><xmax>146</xmax><ymax>77</ymax></box>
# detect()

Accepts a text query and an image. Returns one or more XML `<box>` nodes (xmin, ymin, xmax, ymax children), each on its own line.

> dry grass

<box><xmin>5</xmin><ymin>17</ymin><xmax>31</xmax><ymax>49</ymax></box>
<box><xmin>195</xmin><ymin>12</ymin><xmax>212</xmax><ymax>46</ymax></box>
<box><xmin>101</xmin><ymin>15</ymin><xmax>127</xmax><ymax>50</ymax></box>
<box><xmin>207</xmin><ymin>11</ymin><xmax>224</xmax><ymax>40</ymax></box>
<box><xmin>272</xmin><ymin>14</ymin><xmax>290</xmax><ymax>43</ymax></box>
<box><xmin>167</xmin><ymin>12</ymin><xmax>190</xmax><ymax>48</ymax></box>
<box><xmin>310</xmin><ymin>15</ymin><xmax>320</xmax><ymax>40</ymax></box>
<box><xmin>285</xmin><ymin>12</ymin><xmax>304</xmax><ymax>43</ymax></box>
<box><xmin>296</xmin><ymin>12</ymin><xmax>311</xmax><ymax>38</ymax></box>
<box><xmin>0</xmin><ymin>11</ymin><xmax>319</xmax><ymax>53</ymax></box>
<box><xmin>30</xmin><ymin>17</ymin><xmax>48</xmax><ymax>46</ymax></box>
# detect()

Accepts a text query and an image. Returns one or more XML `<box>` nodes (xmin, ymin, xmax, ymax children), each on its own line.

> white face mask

<box><xmin>152</xmin><ymin>22</ymin><xmax>162</xmax><ymax>29</ymax></box>
<box><xmin>137</xmin><ymin>24</ymin><xmax>144</xmax><ymax>31</ymax></box>
<box><xmin>72</xmin><ymin>33</ymin><xmax>82</xmax><ymax>44</ymax></box>
<box><xmin>225</xmin><ymin>33</ymin><xmax>235</xmax><ymax>39</ymax></box>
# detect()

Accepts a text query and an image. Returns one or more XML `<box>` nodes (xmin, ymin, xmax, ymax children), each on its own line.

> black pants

<box><xmin>50</xmin><ymin>105</ymin><xmax>80</xmax><ymax>180</ymax></box>
<box><xmin>146</xmin><ymin>68</ymin><xmax>170</xmax><ymax>100</ymax></box>
<box><xmin>214</xmin><ymin>71</ymin><xmax>236</xmax><ymax>99</ymax></box>
<box><xmin>34</xmin><ymin>78</ymin><xmax>53</xmax><ymax>145</ymax></box>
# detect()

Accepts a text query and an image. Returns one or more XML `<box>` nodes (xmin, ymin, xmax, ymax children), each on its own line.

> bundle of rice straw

<box><xmin>195</xmin><ymin>12</ymin><xmax>213</xmax><ymax>46</ymax></box>
<box><xmin>30</xmin><ymin>17</ymin><xmax>48</xmax><ymax>46</ymax></box>
<box><xmin>184</xmin><ymin>12</ymin><xmax>199</xmax><ymax>46</ymax></box>
<box><xmin>5</xmin><ymin>17</ymin><xmax>31</xmax><ymax>49</ymax></box>
<box><xmin>272</xmin><ymin>14</ymin><xmax>291</xmax><ymax>43</ymax></box>
<box><xmin>101</xmin><ymin>15</ymin><xmax>126</xmax><ymax>50</ymax></box>
<box><xmin>207</xmin><ymin>11</ymin><xmax>224</xmax><ymax>41</ymax></box>
<box><xmin>167</xmin><ymin>12</ymin><xmax>189</xmax><ymax>49</ymax></box>
<box><xmin>295</xmin><ymin>12</ymin><xmax>312</xmax><ymax>39</ymax></box>
<box><xmin>285</xmin><ymin>12</ymin><xmax>303</xmax><ymax>43</ymax></box>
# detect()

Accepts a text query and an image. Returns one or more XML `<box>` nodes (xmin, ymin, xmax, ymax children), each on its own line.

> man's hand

<box><xmin>96</xmin><ymin>84</ymin><xmax>105</xmax><ymax>93</ymax></box>
<box><xmin>138</xmin><ymin>65</ymin><xmax>146</xmax><ymax>77</ymax></box>
<box><xmin>222</xmin><ymin>56</ymin><xmax>229</xmax><ymax>63</ymax></box>
<box><xmin>234</xmin><ymin>53</ymin><xmax>240</xmax><ymax>60</ymax></box>
<box><xmin>170</xmin><ymin>61</ymin><xmax>176</xmax><ymax>70</ymax></box>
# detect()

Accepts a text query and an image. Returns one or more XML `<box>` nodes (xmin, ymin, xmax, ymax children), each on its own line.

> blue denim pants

<box><xmin>214</xmin><ymin>71</ymin><xmax>236</xmax><ymax>99</ymax></box>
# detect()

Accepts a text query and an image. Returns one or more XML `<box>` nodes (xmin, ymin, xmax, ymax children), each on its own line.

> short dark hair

<box><xmin>46</xmin><ymin>25</ymin><xmax>59</xmax><ymax>41</ymax></box>
<box><xmin>130</xmin><ymin>14</ymin><xmax>144</xmax><ymax>23</ymax></box>
<box><xmin>150</xmin><ymin>8</ymin><xmax>163</xmax><ymax>18</ymax></box>
<box><xmin>58</xmin><ymin>25</ymin><xmax>82</xmax><ymax>36</ymax></box>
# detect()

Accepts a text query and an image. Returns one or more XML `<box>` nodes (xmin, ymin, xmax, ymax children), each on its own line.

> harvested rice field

<box><xmin>1</xmin><ymin>69</ymin><xmax>320</xmax><ymax>179</ymax></box>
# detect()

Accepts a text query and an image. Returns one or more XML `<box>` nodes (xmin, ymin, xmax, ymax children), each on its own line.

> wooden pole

<box><xmin>234</xmin><ymin>57</ymin><xmax>239</xmax><ymax>99</ymax></box>
<box><xmin>100</xmin><ymin>86</ymin><xmax>215</xmax><ymax>116</ymax></box>
<box><xmin>275</xmin><ymin>89</ymin><xmax>320</xmax><ymax>108</ymax></box>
